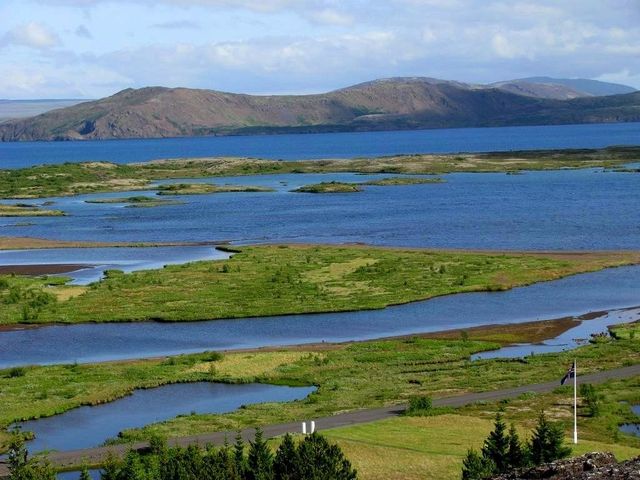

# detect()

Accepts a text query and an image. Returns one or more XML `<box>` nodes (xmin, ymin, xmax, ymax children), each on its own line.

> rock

<box><xmin>490</xmin><ymin>452</ymin><xmax>640</xmax><ymax>479</ymax></box>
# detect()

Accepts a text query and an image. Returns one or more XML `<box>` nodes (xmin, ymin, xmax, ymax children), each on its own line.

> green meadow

<box><xmin>1</xmin><ymin>245</ymin><xmax>639</xmax><ymax>324</ymax></box>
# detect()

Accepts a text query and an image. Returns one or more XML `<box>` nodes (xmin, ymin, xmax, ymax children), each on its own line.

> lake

<box><xmin>2</xmin><ymin>168</ymin><xmax>639</xmax><ymax>250</ymax></box>
<box><xmin>1</xmin><ymin>122</ymin><xmax>639</xmax><ymax>169</ymax></box>
<box><xmin>1</xmin><ymin>264</ymin><xmax>638</xmax><ymax>368</ymax></box>
<box><xmin>15</xmin><ymin>382</ymin><xmax>315</xmax><ymax>453</ymax></box>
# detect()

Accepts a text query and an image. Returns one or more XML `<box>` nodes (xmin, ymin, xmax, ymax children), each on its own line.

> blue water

<box><xmin>1</xmin><ymin>122</ymin><xmax>639</xmax><ymax>168</ymax></box>
<box><xmin>0</xmin><ymin>246</ymin><xmax>228</xmax><ymax>284</ymax></box>
<box><xmin>15</xmin><ymin>382</ymin><xmax>315</xmax><ymax>452</ymax></box>
<box><xmin>1</xmin><ymin>264</ymin><xmax>638</xmax><ymax>369</ymax></box>
<box><xmin>474</xmin><ymin>307</ymin><xmax>640</xmax><ymax>359</ymax></box>
<box><xmin>2</xmin><ymin>168</ymin><xmax>639</xmax><ymax>250</ymax></box>
<box><xmin>620</xmin><ymin>405</ymin><xmax>640</xmax><ymax>438</ymax></box>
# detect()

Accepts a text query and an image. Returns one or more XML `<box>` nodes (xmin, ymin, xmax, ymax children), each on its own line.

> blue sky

<box><xmin>1</xmin><ymin>0</ymin><xmax>639</xmax><ymax>99</ymax></box>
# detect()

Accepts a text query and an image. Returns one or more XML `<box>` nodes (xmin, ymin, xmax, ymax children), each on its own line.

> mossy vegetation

<box><xmin>294</xmin><ymin>177</ymin><xmax>445</xmax><ymax>193</ymax></box>
<box><xmin>0</xmin><ymin>146</ymin><xmax>637</xmax><ymax>198</ymax></box>
<box><xmin>1</xmin><ymin>245</ymin><xmax>638</xmax><ymax>325</ymax></box>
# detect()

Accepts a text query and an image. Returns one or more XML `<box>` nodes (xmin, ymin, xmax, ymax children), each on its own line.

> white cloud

<box><xmin>2</xmin><ymin>22</ymin><xmax>60</xmax><ymax>50</ymax></box>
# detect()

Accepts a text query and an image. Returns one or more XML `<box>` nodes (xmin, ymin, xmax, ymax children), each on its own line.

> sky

<box><xmin>0</xmin><ymin>0</ymin><xmax>639</xmax><ymax>99</ymax></box>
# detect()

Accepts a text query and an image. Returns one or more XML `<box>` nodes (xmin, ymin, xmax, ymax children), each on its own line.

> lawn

<box><xmin>2</xmin><ymin>244</ymin><xmax>639</xmax><ymax>324</ymax></box>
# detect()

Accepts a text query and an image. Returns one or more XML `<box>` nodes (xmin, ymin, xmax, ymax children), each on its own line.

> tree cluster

<box><xmin>462</xmin><ymin>411</ymin><xmax>571</xmax><ymax>480</ymax></box>
<box><xmin>7</xmin><ymin>430</ymin><xmax>357</xmax><ymax>480</ymax></box>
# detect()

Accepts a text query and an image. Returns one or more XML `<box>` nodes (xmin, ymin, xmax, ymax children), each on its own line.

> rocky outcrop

<box><xmin>491</xmin><ymin>452</ymin><xmax>640</xmax><ymax>479</ymax></box>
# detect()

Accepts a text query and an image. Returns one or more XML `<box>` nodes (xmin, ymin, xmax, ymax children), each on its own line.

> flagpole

<box><xmin>573</xmin><ymin>359</ymin><xmax>578</xmax><ymax>444</ymax></box>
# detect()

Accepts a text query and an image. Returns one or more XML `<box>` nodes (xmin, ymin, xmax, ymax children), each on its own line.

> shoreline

<box><xmin>1</xmin><ymin>304</ymin><xmax>636</xmax><ymax>355</ymax></box>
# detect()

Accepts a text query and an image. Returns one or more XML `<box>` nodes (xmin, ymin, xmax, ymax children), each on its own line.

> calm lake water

<box><xmin>16</xmin><ymin>382</ymin><xmax>314</xmax><ymax>453</ymax></box>
<box><xmin>2</xmin><ymin>168</ymin><xmax>639</xmax><ymax>250</ymax></box>
<box><xmin>1</xmin><ymin>122</ymin><xmax>639</xmax><ymax>168</ymax></box>
<box><xmin>473</xmin><ymin>307</ymin><xmax>640</xmax><ymax>360</ymax></box>
<box><xmin>1</xmin><ymin>265</ymin><xmax>638</xmax><ymax>368</ymax></box>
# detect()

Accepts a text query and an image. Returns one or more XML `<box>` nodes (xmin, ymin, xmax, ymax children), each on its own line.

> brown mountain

<box><xmin>1</xmin><ymin>77</ymin><xmax>639</xmax><ymax>141</ymax></box>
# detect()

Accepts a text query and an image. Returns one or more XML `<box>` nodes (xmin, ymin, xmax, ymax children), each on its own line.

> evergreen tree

<box><xmin>461</xmin><ymin>448</ymin><xmax>494</xmax><ymax>480</ymax></box>
<box><xmin>481</xmin><ymin>413</ymin><xmax>509</xmax><ymax>474</ymax></box>
<box><xmin>234</xmin><ymin>432</ymin><xmax>248</xmax><ymax>478</ymax></box>
<box><xmin>506</xmin><ymin>423</ymin><xmax>526</xmax><ymax>469</ymax></box>
<box><xmin>273</xmin><ymin>434</ymin><xmax>300</xmax><ymax>480</ymax></box>
<box><xmin>247</xmin><ymin>428</ymin><xmax>274</xmax><ymax>480</ymax></box>
<box><xmin>7</xmin><ymin>433</ymin><xmax>56</xmax><ymax>480</ymax></box>
<box><xmin>297</xmin><ymin>433</ymin><xmax>357</xmax><ymax>480</ymax></box>
<box><xmin>528</xmin><ymin>411</ymin><xmax>571</xmax><ymax>465</ymax></box>
<box><xmin>100</xmin><ymin>453</ymin><xmax>120</xmax><ymax>480</ymax></box>
<box><xmin>79</xmin><ymin>465</ymin><xmax>92</xmax><ymax>480</ymax></box>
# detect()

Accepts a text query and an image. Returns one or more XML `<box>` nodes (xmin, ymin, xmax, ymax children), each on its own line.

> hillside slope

<box><xmin>1</xmin><ymin>78</ymin><xmax>639</xmax><ymax>141</ymax></box>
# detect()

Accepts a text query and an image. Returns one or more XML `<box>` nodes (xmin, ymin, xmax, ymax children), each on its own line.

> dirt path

<box><xmin>1</xmin><ymin>363</ymin><xmax>638</xmax><ymax>476</ymax></box>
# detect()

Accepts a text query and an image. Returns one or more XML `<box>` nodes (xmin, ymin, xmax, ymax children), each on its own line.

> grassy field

<box><xmin>1</xmin><ymin>244</ymin><xmax>639</xmax><ymax>324</ymax></box>
<box><xmin>0</xmin><ymin>332</ymin><xmax>638</xmax><ymax>457</ymax></box>
<box><xmin>0</xmin><ymin>146</ymin><xmax>637</xmax><ymax>198</ymax></box>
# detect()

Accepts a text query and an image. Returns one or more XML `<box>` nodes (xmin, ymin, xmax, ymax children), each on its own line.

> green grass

<box><xmin>0</xmin><ymin>146</ymin><xmax>637</xmax><ymax>198</ymax></box>
<box><xmin>0</xmin><ymin>332</ymin><xmax>638</xmax><ymax>458</ymax></box>
<box><xmin>2</xmin><ymin>245</ymin><xmax>639</xmax><ymax>324</ymax></box>
<box><xmin>610</xmin><ymin>321</ymin><xmax>640</xmax><ymax>340</ymax></box>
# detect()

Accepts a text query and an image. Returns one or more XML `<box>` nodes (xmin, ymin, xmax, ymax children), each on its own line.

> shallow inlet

<box><xmin>15</xmin><ymin>382</ymin><xmax>315</xmax><ymax>453</ymax></box>
<box><xmin>473</xmin><ymin>307</ymin><xmax>640</xmax><ymax>360</ymax></box>
<box><xmin>0</xmin><ymin>245</ymin><xmax>229</xmax><ymax>285</ymax></box>
<box><xmin>1</xmin><ymin>265</ymin><xmax>639</xmax><ymax>368</ymax></box>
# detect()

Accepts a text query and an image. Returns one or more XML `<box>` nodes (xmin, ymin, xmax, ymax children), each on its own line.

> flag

<box><xmin>560</xmin><ymin>362</ymin><xmax>575</xmax><ymax>385</ymax></box>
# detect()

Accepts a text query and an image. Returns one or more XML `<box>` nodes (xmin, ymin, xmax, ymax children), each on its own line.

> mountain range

<box><xmin>0</xmin><ymin>77</ymin><xmax>637</xmax><ymax>141</ymax></box>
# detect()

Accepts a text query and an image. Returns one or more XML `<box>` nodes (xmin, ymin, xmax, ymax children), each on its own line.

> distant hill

<box><xmin>492</xmin><ymin>77</ymin><xmax>636</xmax><ymax>99</ymax></box>
<box><xmin>519</xmin><ymin>77</ymin><xmax>636</xmax><ymax>96</ymax></box>
<box><xmin>0</xmin><ymin>99</ymin><xmax>89</xmax><ymax>123</ymax></box>
<box><xmin>1</xmin><ymin>77</ymin><xmax>639</xmax><ymax>141</ymax></box>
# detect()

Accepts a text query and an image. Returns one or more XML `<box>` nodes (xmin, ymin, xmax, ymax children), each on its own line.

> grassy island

<box><xmin>0</xmin><ymin>204</ymin><xmax>64</xmax><ymax>217</ymax></box>
<box><xmin>155</xmin><ymin>183</ymin><xmax>274</xmax><ymax>195</ymax></box>
<box><xmin>294</xmin><ymin>181</ymin><xmax>362</xmax><ymax>193</ymax></box>
<box><xmin>85</xmin><ymin>196</ymin><xmax>184</xmax><ymax>207</ymax></box>
<box><xmin>363</xmin><ymin>176</ymin><xmax>445</xmax><ymax>186</ymax></box>
<box><xmin>294</xmin><ymin>177</ymin><xmax>445</xmax><ymax>193</ymax></box>
<box><xmin>0</xmin><ymin>146</ymin><xmax>637</xmax><ymax>199</ymax></box>
<box><xmin>1</xmin><ymin>244</ymin><xmax>639</xmax><ymax>325</ymax></box>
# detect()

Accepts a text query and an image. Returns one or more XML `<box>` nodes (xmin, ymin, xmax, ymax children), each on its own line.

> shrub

<box><xmin>406</xmin><ymin>395</ymin><xmax>433</xmax><ymax>415</ymax></box>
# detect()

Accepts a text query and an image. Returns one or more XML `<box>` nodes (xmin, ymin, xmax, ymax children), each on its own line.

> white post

<box><xmin>310</xmin><ymin>420</ymin><xmax>316</xmax><ymax>433</ymax></box>
<box><xmin>302</xmin><ymin>422</ymin><xmax>307</xmax><ymax>435</ymax></box>
<box><xmin>573</xmin><ymin>359</ymin><xmax>578</xmax><ymax>444</ymax></box>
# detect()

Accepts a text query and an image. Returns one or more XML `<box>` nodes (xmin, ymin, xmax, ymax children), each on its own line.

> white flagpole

<box><xmin>573</xmin><ymin>359</ymin><xmax>578</xmax><ymax>444</ymax></box>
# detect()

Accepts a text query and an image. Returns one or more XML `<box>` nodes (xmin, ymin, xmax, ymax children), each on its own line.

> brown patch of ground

<box><xmin>0</xmin><ymin>264</ymin><xmax>89</xmax><ymax>275</ymax></box>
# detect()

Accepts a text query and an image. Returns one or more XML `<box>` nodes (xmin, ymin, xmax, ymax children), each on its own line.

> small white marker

<box><xmin>302</xmin><ymin>421</ymin><xmax>307</xmax><ymax>434</ymax></box>
<box><xmin>310</xmin><ymin>420</ymin><xmax>316</xmax><ymax>433</ymax></box>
